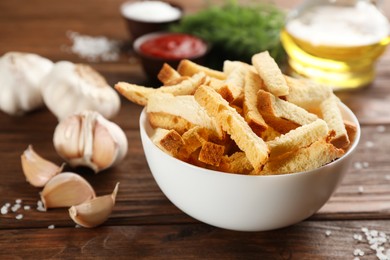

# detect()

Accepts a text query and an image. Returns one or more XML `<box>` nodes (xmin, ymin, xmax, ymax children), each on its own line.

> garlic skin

<box><xmin>53</xmin><ymin>110</ymin><xmax>128</xmax><ymax>173</ymax></box>
<box><xmin>41</xmin><ymin>172</ymin><xmax>96</xmax><ymax>209</ymax></box>
<box><xmin>21</xmin><ymin>145</ymin><xmax>64</xmax><ymax>187</ymax></box>
<box><xmin>40</xmin><ymin>61</ymin><xmax>120</xmax><ymax>120</ymax></box>
<box><xmin>69</xmin><ymin>182</ymin><xmax>119</xmax><ymax>228</ymax></box>
<box><xmin>0</xmin><ymin>52</ymin><xmax>53</xmax><ymax>115</ymax></box>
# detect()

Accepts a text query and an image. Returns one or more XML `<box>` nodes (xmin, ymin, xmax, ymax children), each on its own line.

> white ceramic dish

<box><xmin>139</xmin><ymin>103</ymin><xmax>360</xmax><ymax>231</ymax></box>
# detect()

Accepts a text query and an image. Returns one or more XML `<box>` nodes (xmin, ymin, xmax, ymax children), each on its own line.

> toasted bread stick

<box><xmin>262</xmin><ymin>139</ymin><xmax>344</xmax><ymax>175</ymax></box>
<box><xmin>115</xmin><ymin>72</ymin><xmax>206</xmax><ymax>106</ymax></box>
<box><xmin>243</xmin><ymin>70</ymin><xmax>268</xmax><ymax>135</ymax></box>
<box><xmin>267</xmin><ymin>119</ymin><xmax>329</xmax><ymax>158</ymax></box>
<box><xmin>252</xmin><ymin>51</ymin><xmax>289</xmax><ymax>96</ymax></box>
<box><xmin>178</xmin><ymin>59</ymin><xmax>226</xmax><ymax>80</ymax></box>
<box><xmin>152</xmin><ymin>128</ymin><xmax>185</xmax><ymax>156</ymax></box>
<box><xmin>198</xmin><ymin>141</ymin><xmax>225</xmax><ymax>167</ymax></box>
<box><xmin>157</xmin><ymin>63</ymin><xmax>181</xmax><ymax>85</ymax></box>
<box><xmin>320</xmin><ymin>95</ymin><xmax>350</xmax><ymax>149</ymax></box>
<box><xmin>194</xmin><ymin>85</ymin><xmax>269</xmax><ymax>173</ymax></box>
<box><xmin>284</xmin><ymin>75</ymin><xmax>332</xmax><ymax>111</ymax></box>
<box><xmin>147</xmin><ymin>93</ymin><xmax>224</xmax><ymax>139</ymax></box>
<box><xmin>257</xmin><ymin>89</ymin><xmax>318</xmax><ymax>134</ymax></box>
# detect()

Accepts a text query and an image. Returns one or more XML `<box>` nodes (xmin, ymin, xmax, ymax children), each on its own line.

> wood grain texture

<box><xmin>1</xmin><ymin>0</ymin><xmax>390</xmax><ymax>258</ymax></box>
<box><xmin>1</xmin><ymin>221</ymin><xmax>390</xmax><ymax>259</ymax></box>
<box><xmin>2</xmin><ymin>104</ymin><xmax>390</xmax><ymax>230</ymax></box>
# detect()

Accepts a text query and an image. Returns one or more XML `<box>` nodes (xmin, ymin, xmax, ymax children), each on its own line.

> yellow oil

<box><xmin>281</xmin><ymin>29</ymin><xmax>390</xmax><ymax>90</ymax></box>
<box><xmin>281</xmin><ymin>1</ymin><xmax>390</xmax><ymax>90</ymax></box>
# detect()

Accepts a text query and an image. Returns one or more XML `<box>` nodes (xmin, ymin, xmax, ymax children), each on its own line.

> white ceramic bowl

<box><xmin>139</xmin><ymin>103</ymin><xmax>360</xmax><ymax>231</ymax></box>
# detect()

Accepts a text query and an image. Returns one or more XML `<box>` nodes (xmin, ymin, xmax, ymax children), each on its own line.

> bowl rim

<box><xmin>120</xmin><ymin>1</ymin><xmax>183</xmax><ymax>23</ymax></box>
<box><xmin>133</xmin><ymin>31</ymin><xmax>210</xmax><ymax>61</ymax></box>
<box><xmin>140</xmin><ymin>102</ymin><xmax>361</xmax><ymax>179</ymax></box>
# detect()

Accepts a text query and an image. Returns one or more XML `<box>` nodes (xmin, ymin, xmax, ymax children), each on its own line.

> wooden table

<box><xmin>1</xmin><ymin>0</ymin><xmax>390</xmax><ymax>259</ymax></box>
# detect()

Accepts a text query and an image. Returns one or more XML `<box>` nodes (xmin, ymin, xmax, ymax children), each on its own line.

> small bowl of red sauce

<box><xmin>133</xmin><ymin>32</ymin><xmax>209</xmax><ymax>83</ymax></box>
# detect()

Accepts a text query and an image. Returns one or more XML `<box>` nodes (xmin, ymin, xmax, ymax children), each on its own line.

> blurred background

<box><xmin>1</xmin><ymin>0</ymin><xmax>390</xmax><ymax>85</ymax></box>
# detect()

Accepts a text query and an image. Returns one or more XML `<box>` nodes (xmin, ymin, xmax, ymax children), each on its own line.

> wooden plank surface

<box><xmin>1</xmin><ymin>221</ymin><xmax>390</xmax><ymax>259</ymax></box>
<box><xmin>1</xmin><ymin>101</ymin><xmax>390</xmax><ymax>230</ymax></box>
<box><xmin>1</xmin><ymin>0</ymin><xmax>390</xmax><ymax>258</ymax></box>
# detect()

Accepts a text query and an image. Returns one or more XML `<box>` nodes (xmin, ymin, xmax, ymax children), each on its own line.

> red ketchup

<box><xmin>140</xmin><ymin>33</ymin><xmax>207</xmax><ymax>60</ymax></box>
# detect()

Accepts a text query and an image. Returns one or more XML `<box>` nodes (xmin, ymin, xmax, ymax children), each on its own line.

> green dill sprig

<box><xmin>170</xmin><ymin>1</ymin><xmax>286</xmax><ymax>68</ymax></box>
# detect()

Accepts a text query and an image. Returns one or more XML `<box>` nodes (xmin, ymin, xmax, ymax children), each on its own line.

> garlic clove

<box><xmin>69</xmin><ymin>182</ymin><xmax>119</xmax><ymax>228</ymax></box>
<box><xmin>53</xmin><ymin>115</ymin><xmax>82</xmax><ymax>159</ymax></box>
<box><xmin>95</xmin><ymin>115</ymin><xmax>128</xmax><ymax>169</ymax></box>
<box><xmin>91</xmin><ymin>122</ymin><xmax>117</xmax><ymax>170</ymax></box>
<box><xmin>21</xmin><ymin>145</ymin><xmax>64</xmax><ymax>187</ymax></box>
<box><xmin>41</xmin><ymin>172</ymin><xmax>95</xmax><ymax>209</ymax></box>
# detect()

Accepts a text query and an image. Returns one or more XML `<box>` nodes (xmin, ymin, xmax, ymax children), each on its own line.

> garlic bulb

<box><xmin>0</xmin><ymin>52</ymin><xmax>53</xmax><ymax>115</ymax></box>
<box><xmin>40</xmin><ymin>61</ymin><xmax>120</xmax><ymax>120</ymax></box>
<box><xmin>53</xmin><ymin>110</ymin><xmax>128</xmax><ymax>173</ymax></box>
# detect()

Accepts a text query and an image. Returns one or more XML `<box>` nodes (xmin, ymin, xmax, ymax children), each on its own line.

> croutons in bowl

<box><xmin>114</xmin><ymin>51</ymin><xmax>361</xmax><ymax>231</ymax></box>
<box><xmin>139</xmin><ymin>102</ymin><xmax>360</xmax><ymax>232</ymax></box>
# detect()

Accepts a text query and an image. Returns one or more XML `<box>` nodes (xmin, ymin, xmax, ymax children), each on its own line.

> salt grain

<box><xmin>365</xmin><ymin>141</ymin><xmax>374</xmax><ymax>148</ymax></box>
<box><xmin>385</xmin><ymin>175</ymin><xmax>390</xmax><ymax>181</ymax></box>
<box><xmin>358</xmin><ymin>186</ymin><xmax>364</xmax><ymax>194</ymax></box>
<box><xmin>37</xmin><ymin>206</ymin><xmax>46</xmax><ymax>212</ymax></box>
<box><xmin>353</xmin><ymin>248</ymin><xmax>365</xmax><ymax>256</ymax></box>
<box><xmin>66</xmin><ymin>31</ymin><xmax>120</xmax><ymax>62</ymax></box>
<box><xmin>325</xmin><ymin>230</ymin><xmax>332</xmax><ymax>236</ymax></box>
<box><xmin>15</xmin><ymin>199</ymin><xmax>22</xmax><ymax>204</ymax></box>
<box><xmin>386</xmin><ymin>248</ymin><xmax>390</xmax><ymax>258</ymax></box>
<box><xmin>48</xmin><ymin>225</ymin><xmax>55</xmax><ymax>229</ymax></box>
<box><xmin>11</xmin><ymin>204</ymin><xmax>21</xmax><ymax>212</ymax></box>
<box><xmin>354</xmin><ymin>162</ymin><xmax>363</xmax><ymax>170</ymax></box>
<box><xmin>376</xmin><ymin>125</ymin><xmax>386</xmax><ymax>133</ymax></box>
<box><xmin>23</xmin><ymin>205</ymin><xmax>31</xmax><ymax>210</ymax></box>
<box><xmin>370</xmin><ymin>230</ymin><xmax>379</xmax><ymax>237</ymax></box>
<box><xmin>1</xmin><ymin>206</ymin><xmax>8</xmax><ymax>215</ymax></box>
<box><xmin>15</xmin><ymin>214</ymin><xmax>23</xmax><ymax>220</ymax></box>
<box><xmin>36</xmin><ymin>200</ymin><xmax>46</xmax><ymax>212</ymax></box>
<box><xmin>353</xmin><ymin>233</ymin><xmax>363</xmax><ymax>241</ymax></box>
<box><xmin>377</xmin><ymin>252</ymin><xmax>388</xmax><ymax>260</ymax></box>
<box><xmin>360</xmin><ymin>227</ymin><xmax>390</xmax><ymax>260</ymax></box>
